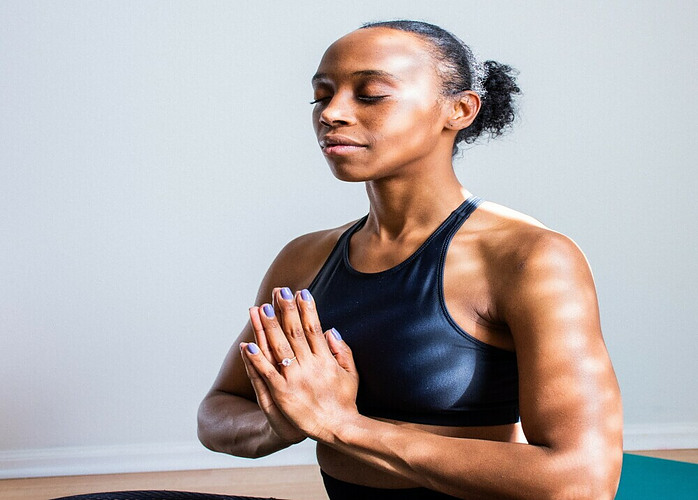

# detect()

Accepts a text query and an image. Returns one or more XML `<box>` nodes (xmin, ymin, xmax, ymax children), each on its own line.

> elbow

<box><xmin>196</xmin><ymin>395</ymin><xmax>272</xmax><ymax>459</ymax></box>
<box><xmin>196</xmin><ymin>422</ymin><xmax>215</xmax><ymax>453</ymax></box>
<box><xmin>547</xmin><ymin>480</ymin><xmax>619</xmax><ymax>500</ymax></box>
<box><xmin>196</xmin><ymin>399</ymin><xmax>217</xmax><ymax>452</ymax></box>
<box><xmin>543</xmin><ymin>485</ymin><xmax>615</xmax><ymax>500</ymax></box>
<box><xmin>544</xmin><ymin>454</ymin><xmax>622</xmax><ymax>500</ymax></box>
<box><xmin>196</xmin><ymin>395</ymin><xmax>235</xmax><ymax>455</ymax></box>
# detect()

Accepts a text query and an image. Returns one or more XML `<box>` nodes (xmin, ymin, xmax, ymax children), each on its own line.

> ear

<box><xmin>445</xmin><ymin>91</ymin><xmax>481</xmax><ymax>131</ymax></box>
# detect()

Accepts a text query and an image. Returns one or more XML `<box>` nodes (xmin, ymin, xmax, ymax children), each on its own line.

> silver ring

<box><xmin>278</xmin><ymin>356</ymin><xmax>296</xmax><ymax>367</ymax></box>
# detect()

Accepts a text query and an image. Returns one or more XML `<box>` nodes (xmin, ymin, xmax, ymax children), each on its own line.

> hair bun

<box><xmin>458</xmin><ymin>61</ymin><xmax>520</xmax><ymax>148</ymax></box>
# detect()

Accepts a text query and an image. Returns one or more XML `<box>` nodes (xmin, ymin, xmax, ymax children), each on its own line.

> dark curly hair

<box><xmin>361</xmin><ymin>20</ymin><xmax>521</xmax><ymax>155</ymax></box>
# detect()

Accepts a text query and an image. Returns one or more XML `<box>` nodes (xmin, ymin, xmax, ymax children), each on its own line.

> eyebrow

<box><xmin>311</xmin><ymin>69</ymin><xmax>402</xmax><ymax>84</ymax></box>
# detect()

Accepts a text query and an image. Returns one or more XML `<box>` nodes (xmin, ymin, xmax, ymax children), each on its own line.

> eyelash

<box><xmin>309</xmin><ymin>95</ymin><xmax>388</xmax><ymax>105</ymax></box>
<box><xmin>358</xmin><ymin>95</ymin><xmax>388</xmax><ymax>103</ymax></box>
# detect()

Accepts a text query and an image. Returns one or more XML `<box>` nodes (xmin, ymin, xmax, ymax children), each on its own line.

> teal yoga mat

<box><xmin>616</xmin><ymin>454</ymin><xmax>698</xmax><ymax>499</ymax></box>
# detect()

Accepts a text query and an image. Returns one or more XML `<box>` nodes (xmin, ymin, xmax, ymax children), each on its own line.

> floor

<box><xmin>1</xmin><ymin>450</ymin><xmax>696</xmax><ymax>500</ymax></box>
<box><xmin>0</xmin><ymin>465</ymin><xmax>329</xmax><ymax>500</ymax></box>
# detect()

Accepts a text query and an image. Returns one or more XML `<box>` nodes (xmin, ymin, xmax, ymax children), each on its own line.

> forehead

<box><xmin>314</xmin><ymin>28</ymin><xmax>437</xmax><ymax>82</ymax></box>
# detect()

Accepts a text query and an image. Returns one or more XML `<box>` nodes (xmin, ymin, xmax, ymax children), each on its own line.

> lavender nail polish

<box><xmin>331</xmin><ymin>328</ymin><xmax>342</xmax><ymax>341</ymax></box>
<box><xmin>246</xmin><ymin>343</ymin><xmax>260</xmax><ymax>354</ymax></box>
<box><xmin>301</xmin><ymin>289</ymin><xmax>312</xmax><ymax>301</ymax></box>
<box><xmin>280</xmin><ymin>287</ymin><xmax>293</xmax><ymax>300</ymax></box>
<box><xmin>262</xmin><ymin>304</ymin><xmax>275</xmax><ymax>318</ymax></box>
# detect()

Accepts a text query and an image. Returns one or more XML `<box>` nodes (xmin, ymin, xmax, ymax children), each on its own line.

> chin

<box><xmin>327</xmin><ymin>162</ymin><xmax>375</xmax><ymax>183</ymax></box>
<box><xmin>331</xmin><ymin>171</ymin><xmax>371</xmax><ymax>183</ymax></box>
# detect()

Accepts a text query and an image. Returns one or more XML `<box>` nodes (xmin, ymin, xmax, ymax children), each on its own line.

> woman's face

<box><xmin>312</xmin><ymin>28</ymin><xmax>454</xmax><ymax>182</ymax></box>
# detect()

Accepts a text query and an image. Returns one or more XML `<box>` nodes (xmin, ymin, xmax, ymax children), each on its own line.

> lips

<box><xmin>319</xmin><ymin>135</ymin><xmax>367</xmax><ymax>155</ymax></box>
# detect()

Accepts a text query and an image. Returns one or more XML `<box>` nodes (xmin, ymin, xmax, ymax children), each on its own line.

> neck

<box><xmin>363</xmin><ymin>164</ymin><xmax>470</xmax><ymax>238</ymax></box>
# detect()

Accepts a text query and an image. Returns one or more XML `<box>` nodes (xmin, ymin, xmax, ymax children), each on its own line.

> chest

<box><xmin>311</xmin><ymin>265</ymin><xmax>518</xmax><ymax>420</ymax></box>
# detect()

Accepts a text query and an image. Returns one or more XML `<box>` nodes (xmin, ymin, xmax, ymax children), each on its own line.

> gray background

<box><xmin>1</xmin><ymin>0</ymin><xmax>696</xmax><ymax>477</ymax></box>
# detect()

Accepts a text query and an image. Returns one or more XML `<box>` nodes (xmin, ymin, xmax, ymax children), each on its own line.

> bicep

<box><xmin>502</xmin><ymin>235</ymin><xmax>622</xmax><ymax>459</ymax></box>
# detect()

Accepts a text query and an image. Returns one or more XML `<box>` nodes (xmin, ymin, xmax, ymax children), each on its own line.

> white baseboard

<box><xmin>0</xmin><ymin>439</ymin><xmax>318</xmax><ymax>480</ymax></box>
<box><xmin>2</xmin><ymin>423</ymin><xmax>697</xmax><ymax>480</ymax></box>
<box><xmin>623</xmin><ymin>422</ymin><xmax>698</xmax><ymax>451</ymax></box>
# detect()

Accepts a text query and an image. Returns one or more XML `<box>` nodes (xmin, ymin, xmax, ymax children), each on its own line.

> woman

<box><xmin>198</xmin><ymin>20</ymin><xmax>623</xmax><ymax>499</ymax></box>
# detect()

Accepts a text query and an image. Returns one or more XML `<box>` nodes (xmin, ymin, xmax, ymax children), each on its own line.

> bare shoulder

<box><xmin>470</xmin><ymin>200</ymin><xmax>591</xmax><ymax>278</ymax></box>
<box><xmin>458</xmin><ymin>200</ymin><xmax>597</xmax><ymax>326</ymax></box>
<box><xmin>256</xmin><ymin>220</ymin><xmax>359</xmax><ymax>301</ymax></box>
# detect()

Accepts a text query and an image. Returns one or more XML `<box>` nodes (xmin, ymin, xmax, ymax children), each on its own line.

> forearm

<box><xmin>197</xmin><ymin>391</ymin><xmax>301</xmax><ymax>458</ymax></box>
<box><xmin>326</xmin><ymin>415</ymin><xmax>612</xmax><ymax>500</ymax></box>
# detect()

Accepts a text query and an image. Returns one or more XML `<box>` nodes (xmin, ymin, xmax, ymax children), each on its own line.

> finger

<box><xmin>296</xmin><ymin>289</ymin><xmax>333</xmax><ymax>356</ymax></box>
<box><xmin>241</xmin><ymin>343</ymin><xmax>306</xmax><ymax>443</ymax></box>
<box><xmin>272</xmin><ymin>287</ymin><xmax>312</xmax><ymax>360</ymax></box>
<box><xmin>241</xmin><ymin>341</ymin><xmax>287</xmax><ymax>389</ymax></box>
<box><xmin>325</xmin><ymin>328</ymin><xmax>358</xmax><ymax>377</ymax></box>
<box><xmin>239</xmin><ymin>342</ymin><xmax>275</xmax><ymax>408</ymax></box>
<box><xmin>248</xmin><ymin>307</ymin><xmax>275</xmax><ymax>363</ymax></box>
<box><xmin>258</xmin><ymin>302</ymin><xmax>298</xmax><ymax>366</ymax></box>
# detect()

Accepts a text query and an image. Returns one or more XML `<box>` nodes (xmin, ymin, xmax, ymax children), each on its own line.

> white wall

<box><xmin>1</xmin><ymin>0</ymin><xmax>696</xmax><ymax>478</ymax></box>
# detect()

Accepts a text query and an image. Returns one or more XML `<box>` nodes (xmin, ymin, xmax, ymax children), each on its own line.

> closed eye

<box><xmin>357</xmin><ymin>95</ymin><xmax>389</xmax><ymax>103</ymax></box>
<box><xmin>309</xmin><ymin>95</ymin><xmax>390</xmax><ymax>105</ymax></box>
<box><xmin>310</xmin><ymin>97</ymin><xmax>330</xmax><ymax>105</ymax></box>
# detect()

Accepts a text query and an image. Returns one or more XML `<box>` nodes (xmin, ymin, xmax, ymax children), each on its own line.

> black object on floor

<box><xmin>51</xmin><ymin>491</ymin><xmax>280</xmax><ymax>500</ymax></box>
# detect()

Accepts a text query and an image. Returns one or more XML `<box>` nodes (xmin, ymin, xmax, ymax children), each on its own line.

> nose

<box><xmin>318</xmin><ymin>93</ymin><xmax>355</xmax><ymax>127</ymax></box>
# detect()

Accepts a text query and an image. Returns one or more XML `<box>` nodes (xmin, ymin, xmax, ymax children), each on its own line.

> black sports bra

<box><xmin>308</xmin><ymin>197</ymin><xmax>519</xmax><ymax>426</ymax></box>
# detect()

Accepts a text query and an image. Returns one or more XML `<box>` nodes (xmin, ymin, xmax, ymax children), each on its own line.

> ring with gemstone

<box><xmin>278</xmin><ymin>356</ymin><xmax>297</xmax><ymax>367</ymax></box>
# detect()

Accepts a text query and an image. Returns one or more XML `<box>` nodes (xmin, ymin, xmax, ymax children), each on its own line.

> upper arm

<box><xmin>499</xmin><ymin>231</ymin><xmax>622</xmax><ymax>484</ymax></box>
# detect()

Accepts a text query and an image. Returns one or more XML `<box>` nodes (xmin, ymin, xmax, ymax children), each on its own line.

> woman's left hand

<box><xmin>241</xmin><ymin>287</ymin><xmax>359</xmax><ymax>443</ymax></box>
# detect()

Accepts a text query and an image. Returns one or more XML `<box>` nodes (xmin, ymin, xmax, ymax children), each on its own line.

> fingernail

<box><xmin>280</xmin><ymin>287</ymin><xmax>293</xmax><ymax>300</ymax></box>
<box><xmin>246</xmin><ymin>343</ymin><xmax>260</xmax><ymax>354</ymax></box>
<box><xmin>301</xmin><ymin>289</ymin><xmax>312</xmax><ymax>301</ymax></box>
<box><xmin>331</xmin><ymin>328</ymin><xmax>342</xmax><ymax>341</ymax></box>
<box><xmin>262</xmin><ymin>304</ymin><xmax>275</xmax><ymax>318</ymax></box>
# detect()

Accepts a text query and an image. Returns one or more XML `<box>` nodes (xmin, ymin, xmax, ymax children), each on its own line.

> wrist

<box><xmin>266</xmin><ymin>420</ymin><xmax>306</xmax><ymax>446</ymax></box>
<box><xmin>318</xmin><ymin>411</ymin><xmax>369</xmax><ymax>448</ymax></box>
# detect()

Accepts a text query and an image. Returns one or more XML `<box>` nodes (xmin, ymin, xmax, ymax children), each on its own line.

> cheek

<box><xmin>374</xmin><ymin>102</ymin><xmax>443</xmax><ymax>146</ymax></box>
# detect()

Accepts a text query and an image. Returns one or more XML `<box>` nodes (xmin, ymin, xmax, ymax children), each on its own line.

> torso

<box><xmin>289</xmin><ymin>199</ymin><xmax>547</xmax><ymax>488</ymax></box>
